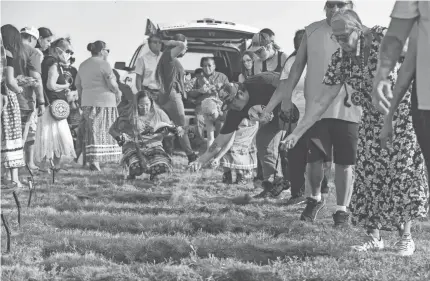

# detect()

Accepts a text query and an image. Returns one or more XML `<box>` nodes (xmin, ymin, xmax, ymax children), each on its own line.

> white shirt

<box><xmin>134</xmin><ymin>49</ymin><xmax>161</xmax><ymax>90</ymax></box>
<box><xmin>391</xmin><ymin>1</ymin><xmax>430</xmax><ymax>110</ymax></box>
<box><xmin>280</xmin><ymin>55</ymin><xmax>306</xmax><ymax>125</ymax></box>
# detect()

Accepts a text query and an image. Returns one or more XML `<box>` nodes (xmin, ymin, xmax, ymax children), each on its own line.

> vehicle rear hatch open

<box><xmin>146</xmin><ymin>18</ymin><xmax>258</xmax><ymax>51</ymax></box>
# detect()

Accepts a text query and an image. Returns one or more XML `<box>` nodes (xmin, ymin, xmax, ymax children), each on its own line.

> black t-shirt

<box><xmin>157</xmin><ymin>49</ymin><xmax>185</xmax><ymax>104</ymax></box>
<box><xmin>41</xmin><ymin>56</ymin><xmax>67</xmax><ymax>103</ymax></box>
<box><xmin>220</xmin><ymin>83</ymin><xmax>279</xmax><ymax>134</ymax></box>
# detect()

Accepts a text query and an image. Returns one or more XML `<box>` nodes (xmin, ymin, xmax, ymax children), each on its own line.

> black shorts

<box><xmin>307</xmin><ymin>118</ymin><xmax>359</xmax><ymax>165</ymax></box>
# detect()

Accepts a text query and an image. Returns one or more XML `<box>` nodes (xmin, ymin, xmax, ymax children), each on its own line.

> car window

<box><xmin>178</xmin><ymin>52</ymin><xmax>214</xmax><ymax>72</ymax></box>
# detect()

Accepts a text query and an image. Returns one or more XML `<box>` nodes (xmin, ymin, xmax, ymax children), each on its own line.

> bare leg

<box><xmin>25</xmin><ymin>143</ymin><xmax>38</xmax><ymax>169</ymax></box>
<box><xmin>10</xmin><ymin>168</ymin><xmax>22</xmax><ymax>187</ymax></box>
<box><xmin>334</xmin><ymin>164</ymin><xmax>354</xmax><ymax>207</ymax></box>
<box><xmin>307</xmin><ymin>161</ymin><xmax>324</xmax><ymax>198</ymax></box>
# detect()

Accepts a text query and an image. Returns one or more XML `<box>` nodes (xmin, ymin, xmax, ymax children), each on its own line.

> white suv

<box><xmin>113</xmin><ymin>18</ymin><xmax>259</xmax><ymax>127</ymax></box>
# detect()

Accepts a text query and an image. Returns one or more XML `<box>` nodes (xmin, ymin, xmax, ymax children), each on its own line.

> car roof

<box><xmin>158</xmin><ymin>18</ymin><xmax>259</xmax><ymax>35</ymax></box>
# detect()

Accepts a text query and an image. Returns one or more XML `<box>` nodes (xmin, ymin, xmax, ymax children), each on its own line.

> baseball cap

<box><xmin>219</xmin><ymin>82</ymin><xmax>241</xmax><ymax>111</ymax></box>
<box><xmin>20</xmin><ymin>27</ymin><xmax>39</xmax><ymax>39</ymax></box>
<box><xmin>248</xmin><ymin>32</ymin><xmax>273</xmax><ymax>53</ymax></box>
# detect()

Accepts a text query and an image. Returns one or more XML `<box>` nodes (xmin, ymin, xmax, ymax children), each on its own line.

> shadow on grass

<box><xmin>41</xmin><ymin>233</ymin><xmax>337</xmax><ymax>267</ymax></box>
<box><xmin>43</xmin><ymin>209</ymin><xmax>321</xmax><ymax>238</ymax></box>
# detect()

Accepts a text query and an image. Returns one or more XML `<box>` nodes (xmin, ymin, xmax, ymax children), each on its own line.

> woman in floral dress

<box><xmin>283</xmin><ymin>10</ymin><xmax>428</xmax><ymax>256</ymax></box>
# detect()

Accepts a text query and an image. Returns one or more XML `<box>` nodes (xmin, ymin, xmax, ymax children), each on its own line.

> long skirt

<box><xmin>34</xmin><ymin>107</ymin><xmax>76</xmax><ymax>162</ymax></box>
<box><xmin>350</xmin><ymin>91</ymin><xmax>429</xmax><ymax>231</ymax></box>
<box><xmin>121</xmin><ymin>142</ymin><xmax>172</xmax><ymax>177</ymax></box>
<box><xmin>1</xmin><ymin>92</ymin><xmax>25</xmax><ymax>169</ymax></box>
<box><xmin>81</xmin><ymin>106</ymin><xmax>122</xmax><ymax>163</ymax></box>
<box><xmin>220</xmin><ymin>122</ymin><xmax>258</xmax><ymax>173</ymax></box>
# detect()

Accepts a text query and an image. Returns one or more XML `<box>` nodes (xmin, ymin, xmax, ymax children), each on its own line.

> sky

<box><xmin>1</xmin><ymin>0</ymin><xmax>397</xmax><ymax>67</ymax></box>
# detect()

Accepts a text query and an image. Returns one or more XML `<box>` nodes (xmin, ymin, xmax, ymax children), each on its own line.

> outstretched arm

<box><xmin>197</xmin><ymin>132</ymin><xmax>235</xmax><ymax>166</ymax></box>
<box><xmin>292</xmin><ymin>84</ymin><xmax>342</xmax><ymax>138</ymax></box>
<box><xmin>214</xmin><ymin>131</ymin><xmax>236</xmax><ymax>161</ymax></box>
<box><xmin>263</xmin><ymin>35</ymin><xmax>308</xmax><ymax>114</ymax></box>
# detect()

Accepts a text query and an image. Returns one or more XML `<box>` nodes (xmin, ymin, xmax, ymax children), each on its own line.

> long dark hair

<box><xmin>35</xmin><ymin>27</ymin><xmax>53</xmax><ymax>50</ymax></box>
<box><xmin>1</xmin><ymin>24</ymin><xmax>27</xmax><ymax>74</ymax></box>
<box><xmin>240</xmin><ymin>51</ymin><xmax>255</xmax><ymax>80</ymax></box>
<box><xmin>136</xmin><ymin>90</ymin><xmax>153</xmax><ymax>107</ymax></box>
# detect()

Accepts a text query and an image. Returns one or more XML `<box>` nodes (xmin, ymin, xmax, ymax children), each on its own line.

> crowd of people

<box><xmin>1</xmin><ymin>0</ymin><xmax>429</xmax><ymax>257</ymax></box>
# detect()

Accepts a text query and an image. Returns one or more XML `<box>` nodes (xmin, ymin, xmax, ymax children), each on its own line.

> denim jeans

<box><xmin>255</xmin><ymin>120</ymin><xmax>283</xmax><ymax>181</ymax></box>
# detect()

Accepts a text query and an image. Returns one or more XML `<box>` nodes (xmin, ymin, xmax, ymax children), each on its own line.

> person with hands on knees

<box><xmin>109</xmin><ymin>90</ymin><xmax>183</xmax><ymax>182</ymax></box>
<box><xmin>75</xmin><ymin>40</ymin><xmax>122</xmax><ymax>171</ymax></box>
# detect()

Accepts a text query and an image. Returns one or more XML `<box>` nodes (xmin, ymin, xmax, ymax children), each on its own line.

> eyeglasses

<box><xmin>243</xmin><ymin>59</ymin><xmax>253</xmax><ymax>64</ymax></box>
<box><xmin>326</xmin><ymin>2</ymin><xmax>348</xmax><ymax>9</ymax></box>
<box><xmin>149</xmin><ymin>40</ymin><xmax>162</xmax><ymax>45</ymax></box>
<box><xmin>330</xmin><ymin>30</ymin><xmax>354</xmax><ymax>43</ymax></box>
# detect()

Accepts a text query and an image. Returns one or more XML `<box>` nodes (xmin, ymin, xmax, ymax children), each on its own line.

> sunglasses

<box><xmin>103</xmin><ymin>48</ymin><xmax>110</xmax><ymax>53</ymax></box>
<box><xmin>326</xmin><ymin>2</ymin><xmax>348</xmax><ymax>9</ymax></box>
<box><xmin>330</xmin><ymin>30</ymin><xmax>354</xmax><ymax>43</ymax></box>
<box><xmin>57</xmin><ymin>47</ymin><xmax>74</xmax><ymax>56</ymax></box>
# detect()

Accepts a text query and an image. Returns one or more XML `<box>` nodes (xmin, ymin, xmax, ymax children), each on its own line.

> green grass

<box><xmin>1</xmin><ymin>155</ymin><xmax>429</xmax><ymax>281</ymax></box>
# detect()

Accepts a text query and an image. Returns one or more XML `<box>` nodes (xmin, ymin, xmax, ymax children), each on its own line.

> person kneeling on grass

<box><xmin>109</xmin><ymin>90</ymin><xmax>184</xmax><ymax>182</ymax></box>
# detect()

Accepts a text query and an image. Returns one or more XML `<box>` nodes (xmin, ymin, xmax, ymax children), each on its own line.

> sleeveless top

<box><xmin>305</xmin><ymin>19</ymin><xmax>360</xmax><ymax>123</ymax></box>
<box><xmin>41</xmin><ymin>56</ymin><xmax>67</xmax><ymax>104</ymax></box>
<box><xmin>262</xmin><ymin>51</ymin><xmax>284</xmax><ymax>73</ymax></box>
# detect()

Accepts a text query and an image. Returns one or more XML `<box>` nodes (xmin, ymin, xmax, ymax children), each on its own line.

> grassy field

<box><xmin>1</xmin><ymin>153</ymin><xmax>429</xmax><ymax>281</ymax></box>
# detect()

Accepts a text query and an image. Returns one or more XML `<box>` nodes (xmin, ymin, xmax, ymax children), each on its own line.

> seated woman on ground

<box><xmin>201</xmin><ymin>98</ymin><xmax>258</xmax><ymax>184</ymax></box>
<box><xmin>109</xmin><ymin>90</ymin><xmax>184</xmax><ymax>182</ymax></box>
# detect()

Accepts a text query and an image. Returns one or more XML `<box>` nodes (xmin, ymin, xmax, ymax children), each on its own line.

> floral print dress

<box><xmin>323</xmin><ymin>26</ymin><xmax>428</xmax><ymax>231</ymax></box>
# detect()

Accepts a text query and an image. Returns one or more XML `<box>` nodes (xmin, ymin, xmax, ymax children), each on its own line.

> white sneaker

<box><xmin>394</xmin><ymin>234</ymin><xmax>415</xmax><ymax>256</ymax></box>
<box><xmin>351</xmin><ymin>234</ymin><xmax>384</xmax><ymax>252</ymax></box>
